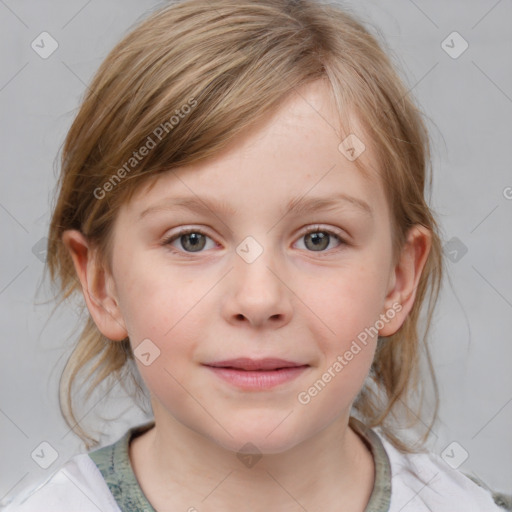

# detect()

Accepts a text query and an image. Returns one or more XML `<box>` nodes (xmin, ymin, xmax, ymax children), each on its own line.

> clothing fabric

<box><xmin>2</xmin><ymin>418</ymin><xmax>507</xmax><ymax>511</ymax></box>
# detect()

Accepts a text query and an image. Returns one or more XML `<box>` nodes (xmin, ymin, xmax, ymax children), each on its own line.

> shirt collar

<box><xmin>89</xmin><ymin>417</ymin><xmax>391</xmax><ymax>512</ymax></box>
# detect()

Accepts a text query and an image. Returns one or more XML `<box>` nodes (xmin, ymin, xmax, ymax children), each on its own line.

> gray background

<box><xmin>1</xmin><ymin>0</ymin><xmax>511</xmax><ymax>504</ymax></box>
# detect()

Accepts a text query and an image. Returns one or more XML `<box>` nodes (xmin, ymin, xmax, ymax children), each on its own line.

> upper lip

<box><xmin>204</xmin><ymin>358</ymin><xmax>308</xmax><ymax>371</ymax></box>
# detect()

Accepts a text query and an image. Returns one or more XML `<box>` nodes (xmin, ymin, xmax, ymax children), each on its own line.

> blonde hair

<box><xmin>46</xmin><ymin>0</ymin><xmax>443</xmax><ymax>451</ymax></box>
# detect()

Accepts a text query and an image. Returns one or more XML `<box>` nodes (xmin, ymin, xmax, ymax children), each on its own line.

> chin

<box><xmin>205</xmin><ymin>416</ymin><xmax>307</xmax><ymax>456</ymax></box>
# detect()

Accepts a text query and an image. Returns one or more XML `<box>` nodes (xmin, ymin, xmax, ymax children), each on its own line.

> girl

<box><xmin>3</xmin><ymin>0</ymin><xmax>508</xmax><ymax>510</ymax></box>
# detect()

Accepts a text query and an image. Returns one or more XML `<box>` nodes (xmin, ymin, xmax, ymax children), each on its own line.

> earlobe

<box><xmin>379</xmin><ymin>225</ymin><xmax>431</xmax><ymax>337</ymax></box>
<box><xmin>61</xmin><ymin>230</ymin><xmax>128</xmax><ymax>341</ymax></box>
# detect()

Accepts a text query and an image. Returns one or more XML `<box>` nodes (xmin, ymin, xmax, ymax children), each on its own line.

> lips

<box><xmin>204</xmin><ymin>358</ymin><xmax>310</xmax><ymax>390</ymax></box>
<box><xmin>204</xmin><ymin>357</ymin><xmax>307</xmax><ymax>371</ymax></box>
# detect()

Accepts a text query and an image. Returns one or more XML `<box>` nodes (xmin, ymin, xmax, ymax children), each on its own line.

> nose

<box><xmin>221</xmin><ymin>243</ymin><xmax>293</xmax><ymax>329</ymax></box>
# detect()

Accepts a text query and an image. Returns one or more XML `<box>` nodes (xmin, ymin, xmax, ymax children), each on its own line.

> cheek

<box><xmin>297</xmin><ymin>258</ymin><xmax>388</xmax><ymax>399</ymax></box>
<box><xmin>296</xmin><ymin>272</ymin><xmax>381</xmax><ymax>421</ymax></box>
<box><xmin>304</xmin><ymin>261</ymin><xmax>389</xmax><ymax>341</ymax></box>
<box><xmin>115</xmin><ymin>251</ymin><xmax>202</xmax><ymax>341</ymax></box>
<box><xmin>121</xmin><ymin>267</ymin><xmax>205</xmax><ymax>417</ymax></box>
<box><xmin>114</xmin><ymin>253</ymin><xmax>214</xmax><ymax>370</ymax></box>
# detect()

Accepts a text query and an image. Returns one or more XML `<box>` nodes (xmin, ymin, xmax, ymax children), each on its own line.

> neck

<box><xmin>129</xmin><ymin>410</ymin><xmax>375</xmax><ymax>512</ymax></box>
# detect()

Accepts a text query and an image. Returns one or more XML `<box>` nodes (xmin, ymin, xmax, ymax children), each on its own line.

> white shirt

<box><xmin>1</xmin><ymin>420</ymin><xmax>506</xmax><ymax>511</ymax></box>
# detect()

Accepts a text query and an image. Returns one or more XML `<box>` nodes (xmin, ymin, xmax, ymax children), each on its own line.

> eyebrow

<box><xmin>137</xmin><ymin>193</ymin><xmax>373</xmax><ymax>221</ymax></box>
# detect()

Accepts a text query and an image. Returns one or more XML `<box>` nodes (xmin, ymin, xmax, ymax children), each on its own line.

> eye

<box><xmin>162</xmin><ymin>228</ymin><xmax>217</xmax><ymax>253</ymax></box>
<box><xmin>162</xmin><ymin>225</ymin><xmax>346</xmax><ymax>255</ymax></box>
<box><xmin>294</xmin><ymin>225</ymin><xmax>345</xmax><ymax>252</ymax></box>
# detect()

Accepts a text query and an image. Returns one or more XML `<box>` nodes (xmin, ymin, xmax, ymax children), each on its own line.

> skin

<box><xmin>63</xmin><ymin>79</ymin><xmax>431</xmax><ymax>512</ymax></box>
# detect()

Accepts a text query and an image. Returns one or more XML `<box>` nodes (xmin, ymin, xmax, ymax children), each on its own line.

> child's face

<box><xmin>95</xmin><ymin>80</ymin><xmax>421</xmax><ymax>453</ymax></box>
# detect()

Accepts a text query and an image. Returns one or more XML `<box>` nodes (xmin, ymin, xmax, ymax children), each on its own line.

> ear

<box><xmin>61</xmin><ymin>230</ymin><xmax>128</xmax><ymax>341</ymax></box>
<box><xmin>379</xmin><ymin>225</ymin><xmax>431</xmax><ymax>337</ymax></box>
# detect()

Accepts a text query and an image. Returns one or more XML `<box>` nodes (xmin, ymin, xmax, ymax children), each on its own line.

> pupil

<box><xmin>307</xmin><ymin>232</ymin><xmax>328</xmax><ymax>251</ymax></box>
<box><xmin>183</xmin><ymin>233</ymin><xmax>204</xmax><ymax>251</ymax></box>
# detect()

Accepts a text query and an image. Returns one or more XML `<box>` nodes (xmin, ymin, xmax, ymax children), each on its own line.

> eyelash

<box><xmin>161</xmin><ymin>225</ymin><xmax>347</xmax><ymax>256</ymax></box>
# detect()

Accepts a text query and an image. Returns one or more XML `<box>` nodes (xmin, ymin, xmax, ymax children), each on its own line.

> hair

<box><xmin>45</xmin><ymin>0</ymin><xmax>443</xmax><ymax>451</ymax></box>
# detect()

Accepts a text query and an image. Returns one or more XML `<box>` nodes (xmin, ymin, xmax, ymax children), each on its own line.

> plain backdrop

<box><xmin>1</xmin><ymin>0</ymin><xmax>511</xmax><ymax>504</ymax></box>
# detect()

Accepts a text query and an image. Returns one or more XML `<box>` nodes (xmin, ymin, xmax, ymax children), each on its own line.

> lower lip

<box><xmin>205</xmin><ymin>365</ymin><xmax>309</xmax><ymax>390</ymax></box>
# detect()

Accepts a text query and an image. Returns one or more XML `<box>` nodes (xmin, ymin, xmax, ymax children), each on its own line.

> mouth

<box><xmin>203</xmin><ymin>358</ymin><xmax>310</xmax><ymax>390</ymax></box>
<box><xmin>204</xmin><ymin>357</ymin><xmax>308</xmax><ymax>371</ymax></box>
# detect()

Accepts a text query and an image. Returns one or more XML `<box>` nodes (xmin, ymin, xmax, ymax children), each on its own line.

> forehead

<box><xmin>120</xmin><ymin>80</ymin><xmax>385</xmax><ymax>221</ymax></box>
